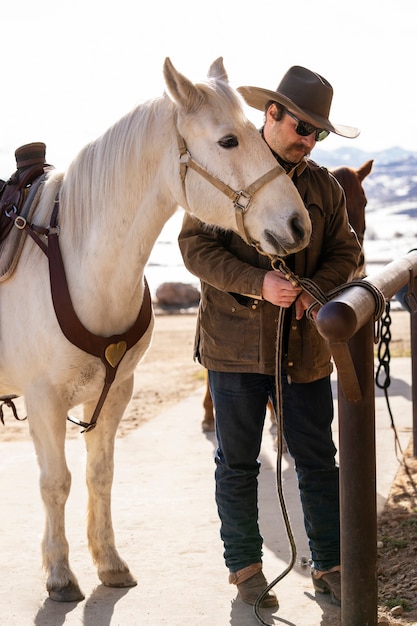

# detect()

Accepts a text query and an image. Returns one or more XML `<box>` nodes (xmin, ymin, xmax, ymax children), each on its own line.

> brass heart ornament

<box><xmin>105</xmin><ymin>341</ymin><xmax>127</xmax><ymax>368</ymax></box>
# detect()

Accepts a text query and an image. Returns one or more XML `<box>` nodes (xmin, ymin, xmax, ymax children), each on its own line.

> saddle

<box><xmin>0</xmin><ymin>142</ymin><xmax>52</xmax><ymax>281</ymax></box>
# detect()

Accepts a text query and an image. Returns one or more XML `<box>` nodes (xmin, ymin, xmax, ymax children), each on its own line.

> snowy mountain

<box><xmin>313</xmin><ymin>147</ymin><xmax>417</xmax><ymax>272</ymax></box>
<box><xmin>314</xmin><ymin>146</ymin><xmax>417</xmax><ymax>208</ymax></box>
<box><xmin>314</xmin><ymin>146</ymin><xmax>417</xmax><ymax>169</ymax></box>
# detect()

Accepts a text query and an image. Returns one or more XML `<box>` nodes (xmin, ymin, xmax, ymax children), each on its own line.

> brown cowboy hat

<box><xmin>238</xmin><ymin>65</ymin><xmax>359</xmax><ymax>139</ymax></box>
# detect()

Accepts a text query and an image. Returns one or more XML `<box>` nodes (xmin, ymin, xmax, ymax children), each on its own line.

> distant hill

<box><xmin>314</xmin><ymin>146</ymin><xmax>417</xmax><ymax>208</ymax></box>
<box><xmin>314</xmin><ymin>146</ymin><xmax>417</xmax><ymax>168</ymax></box>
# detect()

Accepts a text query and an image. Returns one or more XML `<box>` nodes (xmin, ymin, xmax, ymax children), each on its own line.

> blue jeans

<box><xmin>208</xmin><ymin>370</ymin><xmax>340</xmax><ymax>573</ymax></box>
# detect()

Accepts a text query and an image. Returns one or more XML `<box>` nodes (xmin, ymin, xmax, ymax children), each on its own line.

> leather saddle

<box><xmin>0</xmin><ymin>142</ymin><xmax>51</xmax><ymax>280</ymax></box>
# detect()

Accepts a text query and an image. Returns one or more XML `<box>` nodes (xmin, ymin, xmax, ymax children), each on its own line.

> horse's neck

<box><xmin>37</xmin><ymin>98</ymin><xmax>181</xmax><ymax>332</ymax></box>
<box><xmin>61</xmin><ymin>193</ymin><xmax>175</xmax><ymax>324</ymax></box>
<box><xmin>55</xmin><ymin>112</ymin><xmax>179</xmax><ymax>329</ymax></box>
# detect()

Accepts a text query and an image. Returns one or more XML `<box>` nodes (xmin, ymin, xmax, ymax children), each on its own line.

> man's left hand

<box><xmin>295</xmin><ymin>292</ymin><xmax>318</xmax><ymax>320</ymax></box>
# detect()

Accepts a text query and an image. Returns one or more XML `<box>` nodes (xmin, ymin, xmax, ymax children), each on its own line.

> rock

<box><xmin>390</xmin><ymin>604</ymin><xmax>404</xmax><ymax>617</ymax></box>
<box><xmin>155</xmin><ymin>282</ymin><xmax>200</xmax><ymax>307</ymax></box>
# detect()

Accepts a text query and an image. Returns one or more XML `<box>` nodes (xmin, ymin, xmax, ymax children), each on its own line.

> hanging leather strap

<box><xmin>44</xmin><ymin>197</ymin><xmax>152</xmax><ymax>432</ymax></box>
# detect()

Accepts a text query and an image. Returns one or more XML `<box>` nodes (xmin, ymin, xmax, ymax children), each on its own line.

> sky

<box><xmin>1</xmin><ymin>0</ymin><xmax>415</xmax><ymax>175</ymax></box>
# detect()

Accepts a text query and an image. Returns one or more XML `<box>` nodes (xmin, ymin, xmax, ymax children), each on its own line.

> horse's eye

<box><xmin>218</xmin><ymin>135</ymin><xmax>238</xmax><ymax>149</ymax></box>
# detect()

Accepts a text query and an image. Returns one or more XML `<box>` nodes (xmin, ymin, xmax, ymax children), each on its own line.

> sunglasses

<box><xmin>284</xmin><ymin>109</ymin><xmax>330</xmax><ymax>142</ymax></box>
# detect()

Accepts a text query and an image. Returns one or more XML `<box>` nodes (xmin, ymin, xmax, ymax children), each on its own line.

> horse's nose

<box><xmin>290</xmin><ymin>212</ymin><xmax>310</xmax><ymax>244</ymax></box>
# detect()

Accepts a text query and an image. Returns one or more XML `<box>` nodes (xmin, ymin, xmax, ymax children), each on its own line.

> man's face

<box><xmin>263</xmin><ymin>103</ymin><xmax>317</xmax><ymax>165</ymax></box>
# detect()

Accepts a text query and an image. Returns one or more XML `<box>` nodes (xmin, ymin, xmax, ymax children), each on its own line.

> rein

<box><xmin>175</xmin><ymin>125</ymin><xmax>284</xmax><ymax>246</ymax></box>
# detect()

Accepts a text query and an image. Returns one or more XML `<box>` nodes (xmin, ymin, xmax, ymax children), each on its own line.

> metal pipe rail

<box><xmin>315</xmin><ymin>249</ymin><xmax>417</xmax><ymax>626</ymax></box>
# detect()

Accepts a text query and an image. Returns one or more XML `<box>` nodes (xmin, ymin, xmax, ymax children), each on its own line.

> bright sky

<box><xmin>1</xmin><ymin>0</ymin><xmax>415</xmax><ymax>175</ymax></box>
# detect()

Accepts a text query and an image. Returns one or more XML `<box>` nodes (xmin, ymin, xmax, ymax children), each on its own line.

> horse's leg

<box><xmin>27</xmin><ymin>389</ymin><xmax>84</xmax><ymax>602</ymax></box>
<box><xmin>202</xmin><ymin>374</ymin><xmax>273</xmax><ymax>428</ymax></box>
<box><xmin>84</xmin><ymin>376</ymin><xmax>137</xmax><ymax>588</ymax></box>
<box><xmin>202</xmin><ymin>369</ymin><xmax>215</xmax><ymax>432</ymax></box>
<box><xmin>267</xmin><ymin>398</ymin><xmax>275</xmax><ymax>423</ymax></box>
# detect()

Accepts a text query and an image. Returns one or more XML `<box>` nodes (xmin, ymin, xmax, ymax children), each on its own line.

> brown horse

<box><xmin>331</xmin><ymin>159</ymin><xmax>373</xmax><ymax>277</ymax></box>
<box><xmin>201</xmin><ymin>159</ymin><xmax>374</xmax><ymax>432</ymax></box>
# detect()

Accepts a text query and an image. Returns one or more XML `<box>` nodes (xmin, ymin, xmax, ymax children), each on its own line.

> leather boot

<box><xmin>229</xmin><ymin>563</ymin><xmax>278</xmax><ymax>607</ymax></box>
<box><xmin>311</xmin><ymin>565</ymin><xmax>341</xmax><ymax>606</ymax></box>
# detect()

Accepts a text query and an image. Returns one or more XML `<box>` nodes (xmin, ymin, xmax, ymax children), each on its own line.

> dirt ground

<box><xmin>1</xmin><ymin>308</ymin><xmax>416</xmax><ymax>624</ymax></box>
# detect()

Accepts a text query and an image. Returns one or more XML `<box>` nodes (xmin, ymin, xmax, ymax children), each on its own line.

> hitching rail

<box><xmin>316</xmin><ymin>249</ymin><xmax>417</xmax><ymax>626</ymax></box>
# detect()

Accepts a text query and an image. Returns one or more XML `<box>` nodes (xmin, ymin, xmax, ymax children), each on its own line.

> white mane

<box><xmin>58</xmin><ymin>96</ymin><xmax>173</xmax><ymax>243</ymax></box>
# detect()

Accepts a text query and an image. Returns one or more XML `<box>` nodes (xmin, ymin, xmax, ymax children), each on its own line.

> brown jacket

<box><xmin>178</xmin><ymin>158</ymin><xmax>361</xmax><ymax>383</ymax></box>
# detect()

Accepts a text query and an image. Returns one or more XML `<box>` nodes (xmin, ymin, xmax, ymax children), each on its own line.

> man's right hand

<box><xmin>262</xmin><ymin>270</ymin><xmax>302</xmax><ymax>307</ymax></box>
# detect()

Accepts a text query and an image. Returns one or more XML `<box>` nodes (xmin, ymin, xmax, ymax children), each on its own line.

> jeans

<box><xmin>208</xmin><ymin>370</ymin><xmax>339</xmax><ymax>573</ymax></box>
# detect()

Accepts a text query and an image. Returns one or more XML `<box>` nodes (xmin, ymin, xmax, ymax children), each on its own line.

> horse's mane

<box><xmin>204</xmin><ymin>77</ymin><xmax>247</xmax><ymax>124</ymax></box>
<box><xmin>59</xmin><ymin>96</ymin><xmax>172</xmax><ymax>241</ymax></box>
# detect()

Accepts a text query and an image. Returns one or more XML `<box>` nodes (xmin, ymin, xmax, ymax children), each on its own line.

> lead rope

<box><xmin>254</xmin><ymin>259</ymin><xmax>386</xmax><ymax>625</ymax></box>
<box><xmin>253</xmin><ymin>305</ymin><xmax>297</xmax><ymax>626</ymax></box>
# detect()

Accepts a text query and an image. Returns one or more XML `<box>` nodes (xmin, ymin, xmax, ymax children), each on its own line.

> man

<box><xmin>178</xmin><ymin>66</ymin><xmax>361</xmax><ymax>608</ymax></box>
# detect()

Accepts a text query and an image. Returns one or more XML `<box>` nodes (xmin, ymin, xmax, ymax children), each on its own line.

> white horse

<box><xmin>0</xmin><ymin>57</ymin><xmax>311</xmax><ymax>602</ymax></box>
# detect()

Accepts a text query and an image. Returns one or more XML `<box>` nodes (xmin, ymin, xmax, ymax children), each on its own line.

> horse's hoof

<box><xmin>100</xmin><ymin>570</ymin><xmax>137</xmax><ymax>588</ymax></box>
<box><xmin>48</xmin><ymin>581</ymin><xmax>85</xmax><ymax>602</ymax></box>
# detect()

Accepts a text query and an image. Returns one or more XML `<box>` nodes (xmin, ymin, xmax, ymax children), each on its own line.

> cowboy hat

<box><xmin>238</xmin><ymin>66</ymin><xmax>359</xmax><ymax>139</ymax></box>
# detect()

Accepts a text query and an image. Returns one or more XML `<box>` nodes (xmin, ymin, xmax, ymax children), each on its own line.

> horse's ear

<box><xmin>357</xmin><ymin>159</ymin><xmax>374</xmax><ymax>182</ymax></box>
<box><xmin>163</xmin><ymin>57</ymin><xmax>205</xmax><ymax>113</ymax></box>
<box><xmin>207</xmin><ymin>57</ymin><xmax>229</xmax><ymax>83</ymax></box>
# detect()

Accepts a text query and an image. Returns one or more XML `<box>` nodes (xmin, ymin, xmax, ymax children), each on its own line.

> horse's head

<box><xmin>331</xmin><ymin>160</ymin><xmax>373</xmax><ymax>241</ymax></box>
<box><xmin>163</xmin><ymin>57</ymin><xmax>311</xmax><ymax>258</ymax></box>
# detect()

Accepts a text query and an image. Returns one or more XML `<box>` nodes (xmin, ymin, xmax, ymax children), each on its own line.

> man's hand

<box><xmin>262</xmin><ymin>271</ymin><xmax>302</xmax><ymax>307</ymax></box>
<box><xmin>295</xmin><ymin>292</ymin><xmax>317</xmax><ymax>320</ymax></box>
<box><xmin>262</xmin><ymin>271</ymin><xmax>319</xmax><ymax>320</ymax></box>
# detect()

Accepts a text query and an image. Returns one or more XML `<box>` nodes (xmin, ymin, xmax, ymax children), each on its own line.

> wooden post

<box><xmin>337</xmin><ymin>319</ymin><xmax>377</xmax><ymax>625</ymax></box>
<box><xmin>315</xmin><ymin>249</ymin><xmax>417</xmax><ymax>624</ymax></box>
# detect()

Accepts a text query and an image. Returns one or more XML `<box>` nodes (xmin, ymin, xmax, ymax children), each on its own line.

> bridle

<box><xmin>175</xmin><ymin>124</ymin><xmax>285</xmax><ymax>247</ymax></box>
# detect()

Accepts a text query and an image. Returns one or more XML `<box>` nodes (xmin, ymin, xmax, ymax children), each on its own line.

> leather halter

<box><xmin>176</xmin><ymin>126</ymin><xmax>284</xmax><ymax>246</ymax></box>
